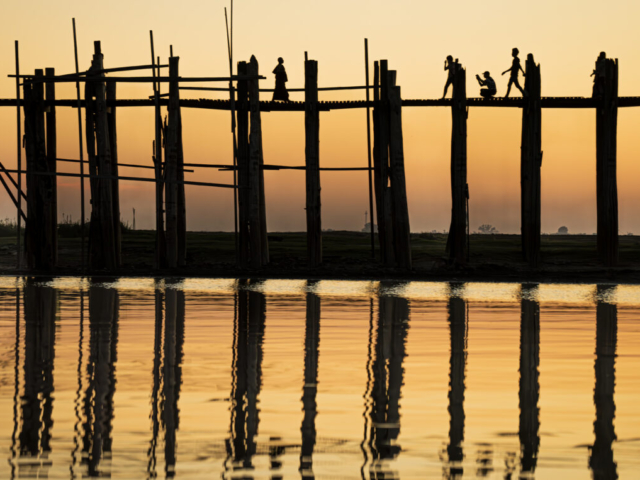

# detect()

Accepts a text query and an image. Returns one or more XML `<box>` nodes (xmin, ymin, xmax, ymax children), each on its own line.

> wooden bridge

<box><xmin>0</xmin><ymin>30</ymin><xmax>628</xmax><ymax>273</ymax></box>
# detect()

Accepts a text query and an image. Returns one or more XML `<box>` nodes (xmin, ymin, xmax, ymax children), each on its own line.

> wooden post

<box><xmin>247</xmin><ymin>56</ymin><xmax>268</xmax><ymax>267</ymax></box>
<box><xmin>176</xmin><ymin>85</ymin><xmax>186</xmax><ymax>268</ymax></box>
<box><xmin>521</xmin><ymin>56</ymin><xmax>542</xmax><ymax>267</ymax></box>
<box><xmin>45</xmin><ymin>68</ymin><xmax>58</xmax><ymax>266</ymax></box>
<box><xmin>372</xmin><ymin>61</ymin><xmax>395</xmax><ymax>266</ymax></box>
<box><xmin>236</xmin><ymin>61</ymin><xmax>250</xmax><ymax>266</ymax></box>
<box><xmin>446</xmin><ymin>62</ymin><xmax>468</xmax><ymax>265</ymax></box>
<box><xmin>596</xmin><ymin>56</ymin><xmax>619</xmax><ymax>267</ymax></box>
<box><xmin>90</xmin><ymin>42</ymin><xmax>117</xmax><ymax>270</ymax></box>
<box><xmin>165</xmin><ymin>56</ymin><xmax>180</xmax><ymax>268</ymax></box>
<box><xmin>387</xmin><ymin>71</ymin><xmax>412</xmax><ymax>269</ymax></box>
<box><xmin>106</xmin><ymin>81</ymin><xmax>121</xmax><ymax>267</ymax></box>
<box><xmin>305</xmin><ymin>59</ymin><xmax>322</xmax><ymax>267</ymax></box>
<box><xmin>23</xmin><ymin>71</ymin><xmax>54</xmax><ymax>270</ymax></box>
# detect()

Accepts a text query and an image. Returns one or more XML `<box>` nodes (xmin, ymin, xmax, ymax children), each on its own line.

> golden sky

<box><xmin>1</xmin><ymin>0</ymin><xmax>640</xmax><ymax>233</ymax></box>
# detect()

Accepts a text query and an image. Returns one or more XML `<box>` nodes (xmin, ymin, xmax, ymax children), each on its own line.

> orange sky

<box><xmin>1</xmin><ymin>0</ymin><xmax>640</xmax><ymax>233</ymax></box>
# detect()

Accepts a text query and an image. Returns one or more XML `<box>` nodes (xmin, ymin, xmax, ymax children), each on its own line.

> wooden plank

<box><xmin>446</xmin><ymin>62</ymin><xmax>468</xmax><ymax>265</ymax></box>
<box><xmin>521</xmin><ymin>56</ymin><xmax>542</xmax><ymax>267</ymax></box>
<box><xmin>236</xmin><ymin>61</ymin><xmax>250</xmax><ymax>266</ymax></box>
<box><xmin>305</xmin><ymin>59</ymin><xmax>322</xmax><ymax>267</ymax></box>
<box><xmin>45</xmin><ymin>68</ymin><xmax>58</xmax><ymax>265</ymax></box>
<box><xmin>106</xmin><ymin>81</ymin><xmax>121</xmax><ymax>267</ymax></box>
<box><xmin>387</xmin><ymin>75</ymin><xmax>412</xmax><ymax>270</ymax></box>
<box><xmin>164</xmin><ymin>57</ymin><xmax>180</xmax><ymax>268</ymax></box>
<box><xmin>596</xmin><ymin>56</ymin><xmax>619</xmax><ymax>267</ymax></box>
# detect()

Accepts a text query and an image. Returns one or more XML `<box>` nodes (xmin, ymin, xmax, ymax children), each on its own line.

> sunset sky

<box><xmin>1</xmin><ymin>0</ymin><xmax>640</xmax><ymax>234</ymax></box>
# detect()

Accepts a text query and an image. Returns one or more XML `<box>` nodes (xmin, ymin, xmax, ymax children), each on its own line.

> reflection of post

<box><xmin>82</xmin><ymin>284</ymin><xmax>119</xmax><ymax>477</ymax></box>
<box><xmin>163</xmin><ymin>287</ymin><xmax>185</xmax><ymax>477</ymax></box>
<box><xmin>148</xmin><ymin>285</ymin><xmax>164</xmax><ymax>477</ymax></box>
<box><xmin>519</xmin><ymin>284</ymin><xmax>540</xmax><ymax>475</ymax></box>
<box><xmin>446</xmin><ymin>284</ymin><xmax>467</xmax><ymax>476</ymax></box>
<box><xmin>226</xmin><ymin>283</ymin><xmax>266</xmax><ymax>471</ymax></box>
<box><xmin>366</xmin><ymin>291</ymin><xmax>409</xmax><ymax>471</ymax></box>
<box><xmin>19</xmin><ymin>280</ymin><xmax>56</xmax><ymax>476</ymax></box>
<box><xmin>589</xmin><ymin>286</ymin><xmax>618</xmax><ymax>479</ymax></box>
<box><xmin>300</xmin><ymin>282</ymin><xmax>321</xmax><ymax>477</ymax></box>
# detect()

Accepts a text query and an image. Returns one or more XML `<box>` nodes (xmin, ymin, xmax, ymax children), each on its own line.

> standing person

<box><xmin>591</xmin><ymin>51</ymin><xmax>606</xmax><ymax>98</ymax></box>
<box><xmin>502</xmin><ymin>48</ymin><xmax>525</xmax><ymax>98</ymax></box>
<box><xmin>442</xmin><ymin>55</ymin><xmax>457</xmax><ymax>99</ymax></box>
<box><xmin>272</xmin><ymin>57</ymin><xmax>289</xmax><ymax>102</ymax></box>
<box><xmin>476</xmin><ymin>71</ymin><xmax>497</xmax><ymax>98</ymax></box>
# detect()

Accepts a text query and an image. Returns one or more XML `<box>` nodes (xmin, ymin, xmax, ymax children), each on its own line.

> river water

<box><xmin>0</xmin><ymin>277</ymin><xmax>638</xmax><ymax>479</ymax></box>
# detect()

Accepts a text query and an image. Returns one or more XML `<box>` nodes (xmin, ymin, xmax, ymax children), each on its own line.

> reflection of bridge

<box><xmin>5</xmin><ymin>280</ymin><xmax>619</xmax><ymax>478</ymax></box>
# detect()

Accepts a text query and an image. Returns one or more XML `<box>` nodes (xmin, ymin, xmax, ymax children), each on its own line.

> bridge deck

<box><xmin>1</xmin><ymin>97</ymin><xmax>640</xmax><ymax>110</ymax></box>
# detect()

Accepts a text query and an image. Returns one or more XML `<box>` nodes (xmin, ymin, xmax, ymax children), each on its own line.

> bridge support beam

<box><xmin>248</xmin><ymin>55</ymin><xmax>269</xmax><ymax>267</ymax></box>
<box><xmin>237</xmin><ymin>61</ymin><xmax>251</xmax><ymax>266</ymax></box>
<box><xmin>305</xmin><ymin>58</ymin><xmax>322</xmax><ymax>267</ymax></box>
<box><xmin>596</xmin><ymin>56</ymin><xmax>619</xmax><ymax>267</ymax></box>
<box><xmin>23</xmin><ymin>69</ymin><xmax>56</xmax><ymax>270</ymax></box>
<box><xmin>446</xmin><ymin>62</ymin><xmax>468</xmax><ymax>265</ymax></box>
<box><xmin>521</xmin><ymin>55</ymin><xmax>542</xmax><ymax>267</ymax></box>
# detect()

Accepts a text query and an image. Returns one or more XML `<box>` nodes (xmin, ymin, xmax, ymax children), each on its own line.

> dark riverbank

<box><xmin>1</xmin><ymin>231</ymin><xmax>639</xmax><ymax>283</ymax></box>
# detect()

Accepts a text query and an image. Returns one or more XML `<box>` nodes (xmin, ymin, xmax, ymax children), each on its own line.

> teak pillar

<box><xmin>521</xmin><ymin>56</ymin><xmax>542</xmax><ymax>267</ymax></box>
<box><xmin>387</xmin><ymin>71</ymin><xmax>412</xmax><ymax>269</ymax></box>
<box><xmin>23</xmin><ymin>70</ymin><xmax>55</xmax><ymax>270</ymax></box>
<box><xmin>236</xmin><ymin>61</ymin><xmax>251</xmax><ymax>266</ymax></box>
<box><xmin>446</xmin><ymin>62</ymin><xmax>468</xmax><ymax>265</ymax></box>
<box><xmin>165</xmin><ymin>56</ymin><xmax>186</xmax><ymax>268</ymax></box>
<box><xmin>85</xmin><ymin>42</ymin><xmax>118</xmax><ymax>270</ymax></box>
<box><xmin>305</xmin><ymin>59</ymin><xmax>322</xmax><ymax>267</ymax></box>
<box><xmin>372</xmin><ymin>60</ymin><xmax>395</xmax><ymax>266</ymax></box>
<box><xmin>596</xmin><ymin>56</ymin><xmax>619</xmax><ymax>267</ymax></box>
<box><xmin>247</xmin><ymin>56</ymin><xmax>269</xmax><ymax>267</ymax></box>
<box><xmin>45</xmin><ymin>68</ymin><xmax>58</xmax><ymax>265</ymax></box>
<box><xmin>106</xmin><ymin>81</ymin><xmax>121</xmax><ymax>266</ymax></box>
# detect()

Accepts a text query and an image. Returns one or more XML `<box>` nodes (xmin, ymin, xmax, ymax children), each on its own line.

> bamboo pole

<box><xmin>446</xmin><ymin>62</ymin><xmax>468</xmax><ymax>265</ymax></box>
<box><xmin>521</xmin><ymin>56</ymin><xmax>542</xmax><ymax>267</ymax></box>
<box><xmin>305</xmin><ymin>59</ymin><xmax>322</xmax><ymax>267</ymax></box>
<box><xmin>45</xmin><ymin>68</ymin><xmax>58</xmax><ymax>265</ymax></box>
<box><xmin>387</xmin><ymin>72</ymin><xmax>412</xmax><ymax>270</ymax></box>
<box><xmin>596</xmin><ymin>56</ymin><xmax>619</xmax><ymax>267</ymax></box>
<box><xmin>150</xmin><ymin>31</ymin><xmax>166</xmax><ymax>269</ymax></box>
<box><xmin>364</xmin><ymin>39</ymin><xmax>375</xmax><ymax>259</ymax></box>
<box><xmin>72</xmin><ymin>19</ymin><xmax>86</xmax><ymax>271</ymax></box>
<box><xmin>14</xmin><ymin>41</ymin><xmax>22</xmax><ymax>269</ymax></box>
<box><xmin>225</xmin><ymin>6</ymin><xmax>239</xmax><ymax>265</ymax></box>
<box><xmin>0</xmin><ymin>171</ymin><xmax>26</xmax><ymax>221</ymax></box>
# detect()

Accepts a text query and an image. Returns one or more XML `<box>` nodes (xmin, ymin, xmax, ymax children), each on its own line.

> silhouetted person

<box><xmin>592</xmin><ymin>52</ymin><xmax>607</xmax><ymax>99</ymax></box>
<box><xmin>502</xmin><ymin>48</ymin><xmax>525</xmax><ymax>98</ymax></box>
<box><xmin>442</xmin><ymin>55</ymin><xmax>457</xmax><ymax>99</ymax></box>
<box><xmin>272</xmin><ymin>57</ymin><xmax>289</xmax><ymax>102</ymax></box>
<box><xmin>589</xmin><ymin>286</ymin><xmax>618</xmax><ymax>480</ymax></box>
<box><xmin>476</xmin><ymin>71</ymin><xmax>497</xmax><ymax>99</ymax></box>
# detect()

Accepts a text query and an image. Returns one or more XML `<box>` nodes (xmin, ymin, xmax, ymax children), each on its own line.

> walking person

<box><xmin>502</xmin><ymin>48</ymin><xmax>525</xmax><ymax>98</ymax></box>
<box><xmin>272</xmin><ymin>57</ymin><xmax>289</xmax><ymax>102</ymax></box>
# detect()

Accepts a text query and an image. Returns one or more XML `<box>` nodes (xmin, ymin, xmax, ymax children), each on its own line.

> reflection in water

<box><xmin>79</xmin><ymin>283</ymin><xmax>119</xmax><ymax>477</ymax></box>
<box><xmin>519</xmin><ymin>284</ymin><xmax>541</xmax><ymax>476</ymax></box>
<box><xmin>300</xmin><ymin>281</ymin><xmax>320</xmax><ymax>478</ymax></box>
<box><xmin>148</xmin><ymin>281</ymin><xmax>186</xmax><ymax>478</ymax></box>
<box><xmin>363</xmin><ymin>284</ymin><xmax>410</xmax><ymax>478</ymax></box>
<box><xmin>14</xmin><ymin>280</ymin><xmax>57</xmax><ymax>478</ymax></box>
<box><xmin>225</xmin><ymin>281</ymin><xmax>266</xmax><ymax>474</ymax></box>
<box><xmin>589</xmin><ymin>286</ymin><xmax>618</xmax><ymax>480</ymax></box>
<box><xmin>446</xmin><ymin>283</ymin><xmax>467</xmax><ymax>479</ymax></box>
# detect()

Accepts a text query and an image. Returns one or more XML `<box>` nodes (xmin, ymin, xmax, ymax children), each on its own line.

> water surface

<box><xmin>1</xmin><ymin>277</ymin><xmax>639</xmax><ymax>479</ymax></box>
